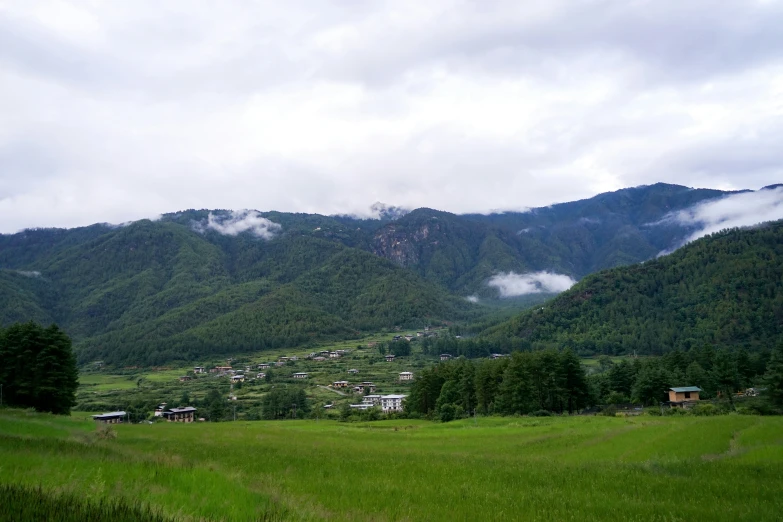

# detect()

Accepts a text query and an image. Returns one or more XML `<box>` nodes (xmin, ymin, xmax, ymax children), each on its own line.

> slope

<box><xmin>483</xmin><ymin>221</ymin><xmax>783</xmax><ymax>355</ymax></box>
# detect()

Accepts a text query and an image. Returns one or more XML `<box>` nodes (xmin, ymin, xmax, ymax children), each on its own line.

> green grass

<box><xmin>1</xmin><ymin>410</ymin><xmax>782</xmax><ymax>521</ymax></box>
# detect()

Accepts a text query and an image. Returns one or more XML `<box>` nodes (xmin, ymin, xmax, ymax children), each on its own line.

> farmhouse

<box><xmin>385</xmin><ymin>354</ymin><xmax>396</xmax><ymax>362</ymax></box>
<box><xmin>354</xmin><ymin>382</ymin><xmax>376</xmax><ymax>393</ymax></box>
<box><xmin>333</xmin><ymin>381</ymin><xmax>350</xmax><ymax>388</ymax></box>
<box><xmin>162</xmin><ymin>406</ymin><xmax>197</xmax><ymax>423</ymax></box>
<box><xmin>213</xmin><ymin>366</ymin><xmax>232</xmax><ymax>375</ymax></box>
<box><xmin>256</xmin><ymin>372</ymin><xmax>266</xmax><ymax>379</ymax></box>
<box><xmin>380</xmin><ymin>395</ymin><xmax>406</xmax><ymax>412</ymax></box>
<box><xmin>348</xmin><ymin>369</ymin><xmax>359</xmax><ymax>374</ymax></box>
<box><xmin>193</xmin><ymin>366</ymin><xmax>205</xmax><ymax>374</ymax></box>
<box><xmin>179</xmin><ymin>376</ymin><xmax>192</xmax><ymax>382</ymax></box>
<box><xmin>293</xmin><ymin>372</ymin><xmax>309</xmax><ymax>379</ymax></box>
<box><xmin>92</xmin><ymin>411</ymin><xmax>126</xmax><ymax>424</ymax></box>
<box><xmin>329</xmin><ymin>352</ymin><xmax>341</xmax><ymax>359</ymax></box>
<box><xmin>279</xmin><ymin>357</ymin><xmax>290</xmax><ymax>362</ymax></box>
<box><xmin>313</xmin><ymin>356</ymin><xmax>326</xmax><ymax>362</ymax></box>
<box><xmin>404</xmin><ymin>335</ymin><xmax>414</xmax><ymax>341</ymax></box>
<box><xmin>154</xmin><ymin>403</ymin><xmax>167</xmax><ymax>417</ymax></box>
<box><xmin>440</xmin><ymin>354</ymin><xmax>452</xmax><ymax>361</ymax></box>
<box><xmin>231</xmin><ymin>374</ymin><xmax>245</xmax><ymax>383</ymax></box>
<box><xmin>258</xmin><ymin>363</ymin><xmax>270</xmax><ymax>369</ymax></box>
<box><xmin>399</xmin><ymin>372</ymin><xmax>414</xmax><ymax>381</ymax></box>
<box><xmin>668</xmin><ymin>386</ymin><xmax>701</xmax><ymax>408</ymax></box>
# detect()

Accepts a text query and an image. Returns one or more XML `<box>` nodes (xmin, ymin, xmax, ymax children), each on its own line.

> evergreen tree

<box><xmin>763</xmin><ymin>342</ymin><xmax>783</xmax><ymax>407</ymax></box>
<box><xmin>0</xmin><ymin>322</ymin><xmax>78</xmax><ymax>415</ymax></box>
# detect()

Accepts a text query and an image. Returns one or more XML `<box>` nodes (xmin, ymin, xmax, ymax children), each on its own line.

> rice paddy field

<box><xmin>1</xmin><ymin>410</ymin><xmax>782</xmax><ymax>521</ymax></box>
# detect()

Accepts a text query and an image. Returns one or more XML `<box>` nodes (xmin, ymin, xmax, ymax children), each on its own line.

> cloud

<box><xmin>0</xmin><ymin>1</ymin><xmax>782</xmax><ymax>232</ymax></box>
<box><xmin>488</xmin><ymin>271</ymin><xmax>577</xmax><ymax>297</ymax></box>
<box><xmin>15</xmin><ymin>270</ymin><xmax>42</xmax><ymax>278</ymax></box>
<box><xmin>672</xmin><ymin>187</ymin><xmax>783</xmax><ymax>243</ymax></box>
<box><xmin>465</xmin><ymin>295</ymin><xmax>479</xmax><ymax>303</ymax></box>
<box><xmin>194</xmin><ymin>210</ymin><xmax>282</xmax><ymax>239</ymax></box>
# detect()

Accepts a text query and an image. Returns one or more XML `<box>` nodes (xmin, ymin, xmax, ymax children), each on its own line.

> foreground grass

<box><xmin>1</xmin><ymin>411</ymin><xmax>782</xmax><ymax>521</ymax></box>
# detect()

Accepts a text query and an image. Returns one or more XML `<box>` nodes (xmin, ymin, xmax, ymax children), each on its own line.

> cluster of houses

<box><xmin>92</xmin><ymin>404</ymin><xmax>198</xmax><ymax>424</ymax></box>
<box><xmin>349</xmin><ymin>394</ymin><xmax>407</xmax><ymax>412</ymax></box>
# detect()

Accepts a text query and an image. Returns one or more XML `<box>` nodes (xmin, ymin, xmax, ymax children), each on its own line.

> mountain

<box><xmin>0</xmin><ymin>182</ymin><xmax>772</xmax><ymax>365</ymax></box>
<box><xmin>0</xmin><ymin>220</ymin><xmax>473</xmax><ymax>366</ymax></box>
<box><xmin>482</xmin><ymin>220</ymin><xmax>783</xmax><ymax>354</ymax></box>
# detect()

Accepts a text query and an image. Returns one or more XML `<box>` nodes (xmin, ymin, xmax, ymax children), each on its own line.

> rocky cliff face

<box><xmin>372</xmin><ymin>223</ymin><xmax>429</xmax><ymax>266</ymax></box>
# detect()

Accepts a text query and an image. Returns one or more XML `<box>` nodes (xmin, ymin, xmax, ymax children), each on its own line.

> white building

<box><xmin>292</xmin><ymin>372</ymin><xmax>309</xmax><ymax>379</ymax></box>
<box><xmin>380</xmin><ymin>394</ymin><xmax>407</xmax><ymax>412</ymax></box>
<box><xmin>193</xmin><ymin>366</ymin><xmax>205</xmax><ymax>374</ymax></box>
<box><xmin>399</xmin><ymin>372</ymin><xmax>414</xmax><ymax>381</ymax></box>
<box><xmin>231</xmin><ymin>374</ymin><xmax>245</xmax><ymax>383</ymax></box>
<box><xmin>362</xmin><ymin>395</ymin><xmax>382</xmax><ymax>405</ymax></box>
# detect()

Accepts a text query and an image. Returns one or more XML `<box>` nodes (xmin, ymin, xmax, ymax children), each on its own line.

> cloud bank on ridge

<box><xmin>194</xmin><ymin>210</ymin><xmax>281</xmax><ymax>239</ymax></box>
<box><xmin>488</xmin><ymin>271</ymin><xmax>577</xmax><ymax>297</ymax></box>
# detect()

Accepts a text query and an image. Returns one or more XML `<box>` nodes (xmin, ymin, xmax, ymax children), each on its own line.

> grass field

<box><xmin>1</xmin><ymin>409</ymin><xmax>782</xmax><ymax>521</ymax></box>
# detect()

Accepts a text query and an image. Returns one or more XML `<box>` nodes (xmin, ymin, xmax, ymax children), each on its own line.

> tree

<box><xmin>0</xmin><ymin>322</ymin><xmax>79</xmax><ymax>415</ymax></box>
<box><xmin>763</xmin><ymin>342</ymin><xmax>783</xmax><ymax>407</ymax></box>
<box><xmin>205</xmin><ymin>388</ymin><xmax>226</xmax><ymax>421</ymax></box>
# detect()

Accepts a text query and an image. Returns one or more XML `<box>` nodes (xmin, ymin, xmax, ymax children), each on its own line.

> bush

<box><xmin>599</xmin><ymin>405</ymin><xmax>617</xmax><ymax>417</ymax></box>
<box><xmin>528</xmin><ymin>410</ymin><xmax>553</xmax><ymax>417</ymax></box>
<box><xmin>643</xmin><ymin>407</ymin><xmax>662</xmax><ymax>416</ymax></box>
<box><xmin>690</xmin><ymin>403</ymin><xmax>719</xmax><ymax>416</ymax></box>
<box><xmin>94</xmin><ymin>423</ymin><xmax>117</xmax><ymax>440</ymax></box>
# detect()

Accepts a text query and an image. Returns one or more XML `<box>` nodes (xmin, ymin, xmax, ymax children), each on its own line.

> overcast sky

<box><xmin>1</xmin><ymin>0</ymin><xmax>782</xmax><ymax>233</ymax></box>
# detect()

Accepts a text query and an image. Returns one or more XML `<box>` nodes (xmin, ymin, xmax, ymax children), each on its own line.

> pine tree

<box><xmin>763</xmin><ymin>342</ymin><xmax>783</xmax><ymax>407</ymax></box>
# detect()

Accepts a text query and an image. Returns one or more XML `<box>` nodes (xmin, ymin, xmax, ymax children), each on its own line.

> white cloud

<box><xmin>673</xmin><ymin>187</ymin><xmax>783</xmax><ymax>242</ymax></box>
<box><xmin>194</xmin><ymin>210</ymin><xmax>282</xmax><ymax>239</ymax></box>
<box><xmin>15</xmin><ymin>270</ymin><xmax>42</xmax><ymax>278</ymax></box>
<box><xmin>488</xmin><ymin>271</ymin><xmax>577</xmax><ymax>297</ymax></box>
<box><xmin>465</xmin><ymin>295</ymin><xmax>479</xmax><ymax>303</ymax></box>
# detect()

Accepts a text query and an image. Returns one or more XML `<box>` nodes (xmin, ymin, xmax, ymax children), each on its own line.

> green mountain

<box><xmin>483</xmin><ymin>221</ymin><xmax>783</xmax><ymax>355</ymax></box>
<box><xmin>0</xmin><ymin>182</ymin><xmax>771</xmax><ymax>365</ymax></box>
<box><xmin>0</xmin><ymin>220</ymin><xmax>473</xmax><ymax>366</ymax></box>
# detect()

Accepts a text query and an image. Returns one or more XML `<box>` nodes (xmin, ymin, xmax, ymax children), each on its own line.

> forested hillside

<box><xmin>0</xmin><ymin>220</ymin><xmax>473</xmax><ymax>366</ymax></box>
<box><xmin>484</xmin><ymin>221</ymin><xmax>783</xmax><ymax>355</ymax></box>
<box><xmin>0</xmin><ymin>183</ymin><xmax>771</xmax><ymax>365</ymax></box>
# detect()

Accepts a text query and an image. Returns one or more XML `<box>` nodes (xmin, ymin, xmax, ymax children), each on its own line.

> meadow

<box><xmin>1</xmin><ymin>409</ymin><xmax>782</xmax><ymax>521</ymax></box>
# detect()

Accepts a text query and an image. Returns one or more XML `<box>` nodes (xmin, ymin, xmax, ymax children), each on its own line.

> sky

<box><xmin>1</xmin><ymin>0</ymin><xmax>782</xmax><ymax>233</ymax></box>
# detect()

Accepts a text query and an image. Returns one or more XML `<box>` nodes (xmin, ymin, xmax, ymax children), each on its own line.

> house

<box><xmin>349</xmin><ymin>403</ymin><xmax>375</xmax><ymax>410</ymax></box>
<box><xmin>154</xmin><ymin>403</ymin><xmax>167</xmax><ymax>417</ymax></box>
<box><xmin>362</xmin><ymin>395</ymin><xmax>382</xmax><ymax>405</ymax></box>
<box><xmin>279</xmin><ymin>357</ymin><xmax>290</xmax><ymax>362</ymax></box>
<box><xmin>258</xmin><ymin>363</ymin><xmax>270</xmax><ymax>369</ymax></box>
<box><xmin>256</xmin><ymin>372</ymin><xmax>266</xmax><ymax>379</ymax></box>
<box><xmin>313</xmin><ymin>356</ymin><xmax>326</xmax><ymax>362</ymax></box>
<box><xmin>92</xmin><ymin>411</ymin><xmax>126</xmax><ymax>424</ymax></box>
<box><xmin>179</xmin><ymin>376</ymin><xmax>192</xmax><ymax>382</ymax></box>
<box><xmin>668</xmin><ymin>386</ymin><xmax>701</xmax><ymax>408</ymax></box>
<box><xmin>354</xmin><ymin>382</ymin><xmax>376</xmax><ymax>393</ymax></box>
<box><xmin>214</xmin><ymin>366</ymin><xmax>232</xmax><ymax>374</ymax></box>
<box><xmin>193</xmin><ymin>366</ymin><xmax>205</xmax><ymax>374</ymax></box>
<box><xmin>380</xmin><ymin>395</ymin><xmax>406</xmax><ymax>412</ymax></box>
<box><xmin>490</xmin><ymin>353</ymin><xmax>508</xmax><ymax>360</ymax></box>
<box><xmin>335</xmin><ymin>349</ymin><xmax>347</xmax><ymax>355</ymax></box>
<box><xmin>392</xmin><ymin>336</ymin><xmax>402</xmax><ymax>341</ymax></box>
<box><xmin>440</xmin><ymin>354</ymin><xmax>452</xmax><ymax>361</ymax></box>
<box><xmin>348</xmin><ymin>369</ymin><xmax>359</xmax><ymax>374</ymax></box>
<box><xmin>416</xmin><ymin>332</ymin><xmax>424</xmax><ymax>337</ymax></box>
<box><xmin>289</xmin><ymin>356</ymin><xmax>298</xmax><ymax>361</ymax></box>
<box><xmin>292</xmin><ymin>372</ymin><xmax>309</xmax><ymax>379</ymax></box>
<box><xmin>399</xmin><ymin>371</ymin><xmax>414</xmax><ymax>381</ymax></box>
<box><xmin>329</xmin><ymin>352</ymin><xmax>341</xmax><ymax>359</ymax></box>
<box><xmin>275</xmin><ymin>361</ymin><xmax>285</xmax><ymax>367</ymax></box>
<box><xmin>385</xmin><ymin>354</ymin><xmax>396</xmax><ymax>362</ymax></box>
<box><xmin>162</xmin><ymin>406</ymin><xmax>197</xmax><ymax>423</ymax></box>
<box><xmin>231</xmin><ymin>374</ymin><xmax>245</xmax><ymax>383</ymax></box>
<box><xmin>333</xmin><ymin>381</ymin><xmax>350</xmax><ymax>388</ymax></box>
<box><xmin>404</xmin><ymin>335</ymin><xmax>414</xmax><ymax>341</ymax></box>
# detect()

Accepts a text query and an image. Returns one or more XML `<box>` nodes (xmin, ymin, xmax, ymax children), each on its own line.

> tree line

<box><xmin>405</xmin><ymin>343</ymin><xmax>783</xmax><ymax>421</ymax></box>
<box><xmin>0</xmin><ymin>321</ymin><xmax>79</xmax><ymax>415</ymax></box>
